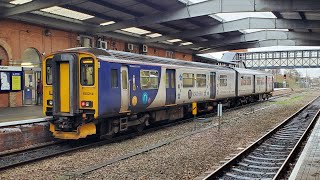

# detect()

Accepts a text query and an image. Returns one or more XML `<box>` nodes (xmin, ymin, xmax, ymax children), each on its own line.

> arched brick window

<box><xmin>0</xmin><ymin>46</ymin><xmax>9</xmax><ymax>66</ymax></box>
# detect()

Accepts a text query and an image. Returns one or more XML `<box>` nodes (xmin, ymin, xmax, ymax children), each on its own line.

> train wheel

<box><xmin>136</xmin><ymin>123</ymin><xmax>145</xmax><ymax>133</ymax></box>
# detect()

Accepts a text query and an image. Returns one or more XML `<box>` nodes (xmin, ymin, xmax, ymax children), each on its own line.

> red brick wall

<box><xmin>0</xmin><ymin>19</ymin><xmax>77</xmax><ymax>107</ymax></box>
<box><xmin>0</xmin><ymin>19</ymin><xmax>77</xmax><ymax>63</ymax></box>
<box><xmin>0</xmin><ymin>93</ymin><xmax>9</xmax><ymax>107</ymax></box>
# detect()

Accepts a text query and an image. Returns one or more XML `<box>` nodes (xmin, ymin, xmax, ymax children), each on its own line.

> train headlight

<box><xmin>47</xmin><ymin>100</ymin><xmax>53</xmax><ymax>106</ymax></box>
<box><xmin>81</xmin><ymin>101</ymin><xmax>93</xmax><ymax>108</ymax></box>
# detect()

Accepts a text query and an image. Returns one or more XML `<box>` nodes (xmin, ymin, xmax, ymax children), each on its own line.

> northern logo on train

<box><xmin>142</xmin><ymin>92</ymin><xmax>148</xmax><ymax>104</ymax></box>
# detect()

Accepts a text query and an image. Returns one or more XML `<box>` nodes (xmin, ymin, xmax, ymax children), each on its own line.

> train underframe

<box><xmin>97</xmin><ymin>92</ymin><xmax>272</xmax><ymax>139</ymax></box>
<box><xmin>49</xmin><ymin>92</ymin><xmax>272</xmax><ymax>139</ymax></box>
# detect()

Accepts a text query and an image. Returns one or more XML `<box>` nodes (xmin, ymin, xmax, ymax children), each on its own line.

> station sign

<box><xmin>0</xmin><ymin>66</ymin><xmax>23</xmax><ymax>92</ymax></box>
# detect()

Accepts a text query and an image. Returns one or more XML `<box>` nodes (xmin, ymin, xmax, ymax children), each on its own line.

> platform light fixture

<box><xmin>41</xmin><ymin>6</ymin><xmax>94</xmax><ymax>20</ymax></box>
<box><xmin>121</xmin><ymin>27</ymin><xmax>151</xmax><ymax>35</ymax></box>
<box><xmin>167</xmin><ymin>39</ymin><xmax>182</xmax><ymax>43</ymax></box>
<box><xmin>100</xmin><ymin>21</ymin><xmax>115</xmax><ymax>26</ymax></box>
<box><xmin>146</xmin><ymin>33</ymin><xmax>162</xmax><ymax>38</ymax></box>
<box><xmin>180</xmin><ymin>42</ymin><xmax>193</xmax><ymax>46</ymax></box>
<box><xmin>10</xmin><ymin>0</ymin><xmax>32</xmax><ymax>4</ymax></box>
<box><xmin>21</xmin><ymin>62</ymin><xmax>32</xmax><ymax>66</ymax></box>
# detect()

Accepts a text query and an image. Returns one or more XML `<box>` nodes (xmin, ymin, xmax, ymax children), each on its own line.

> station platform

<box><xmin>0</xmin><ymin>105</ymin><xmax>44</xmax><ymax>123</ymax></box>
<box><xmin>289</xmin><ymin>117</ymin><xmax>320</xmax><ymax>179</ymax></box>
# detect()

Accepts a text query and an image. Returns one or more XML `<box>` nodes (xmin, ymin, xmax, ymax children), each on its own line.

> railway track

<box><xmin>202</xmin><ymin>96</ymin><xmax>320</xmax><ymax>180</ymax></box>
<box><xmin>0</xmin><ymin>93</ymin><xmax>290</xmax><ymax>172</ymax></box>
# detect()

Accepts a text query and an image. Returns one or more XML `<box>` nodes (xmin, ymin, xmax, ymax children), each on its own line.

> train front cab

<box><xmin>43</xmin><ymin>52</ymin><xmax>99</xmax><ymax>139</ymax></box>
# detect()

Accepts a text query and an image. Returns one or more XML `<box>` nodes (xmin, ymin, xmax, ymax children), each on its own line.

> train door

<box><xmin>59</xmin><ymin>63</ymin><xmax>70</xmax><ymax>112</ymax></box>
<box><xmin>265</xmin><ymin>76</ymin><xmax>268</xmax><ymax>92</ymax></box>
<box><xmin>210</xmin><ymin>72</ymin><xmax>216</xmax><ymax>99</ymax></box>
<box><xmin>166</xmin><ymin>69</ymin><xmax>176</xmax><ymax>105</ymax></box>
<box><xmin>120</xmin><ymin>66</ymin><xmax>130</xmax><ymax>112</ymax></box>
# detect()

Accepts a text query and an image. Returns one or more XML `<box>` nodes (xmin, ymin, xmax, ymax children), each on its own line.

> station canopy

<box><xmin>1</xmin><ymin>0</ymin><xmax>320</xmax><ymax>54</ymax></box>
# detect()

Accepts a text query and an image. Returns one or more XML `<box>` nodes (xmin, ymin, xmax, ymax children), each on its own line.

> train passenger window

<box><xmin>80</xmin><ymin>58</ymin><xmax>94</xmax><ymax>86</ymax></box>
<box><xmin>122</xmin><ymin>70</ymin><xmax>128</xmax><ymax>89</ymax></box>
<box><xmin>140</xmin><ymin>70</ymin><xmax>159</xmax><ymax>89</ymax></box>
<box><xmin>171</xmin><ymin>73</ymin><xmax>175</xmax><ymax>88</ymax></box>
<box><xmin>46</xmin><ymin>59</ymin><xmax>52</xmax><ymax>85</ymax></box>
<box><xmin>241</xmin><ymin>76</ymin><xmax>251</xmax><ymax>86</ymax></box>
<box><xmin>183</xmin><ymin>73</ymin><xmax>194</xmax><ymax>88</ymax></box>
<box><xmin>219</xmin><ymin>75</ymin><xmax>228</xmax><ymax>86</ymax></box>
<box><xmin>257</xmin><ymin>77</ymin><xmax>263</xmax><ymax>85</ymax></box>
<box><xmin>166</xmin><ymin>72</ymin><xmax>169</xmax><ymax>88</ymax></box>
<box><xmin>196</xmin><ymin>74</ymin><xmax>206</xmax><ymax>87</ymax></box>
<box><xmin>111</xmin><ymin>69</ymin><xmax>118</xmax><ymax>88</ymax></box>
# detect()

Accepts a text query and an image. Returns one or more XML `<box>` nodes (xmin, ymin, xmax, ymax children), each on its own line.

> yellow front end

<box><xmin>49</xmin><ymin>122</ymin><xmax>96</xmax><ymax>139</ymax></box>
<box><xmin>43</xmin><ymin>55</ymin><xmax>53</xmax><ymax>116</ymax></box>
<box><xmin>45</xmin><ymin>51</ymin><xmax>99</xmax><ymax>140</ymax></box>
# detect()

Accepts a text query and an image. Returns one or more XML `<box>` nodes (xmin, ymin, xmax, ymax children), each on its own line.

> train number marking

<box><xmin>83</xmin><ymin>92</ymin><xmax>94</xmax><ymax>95</ymax></box>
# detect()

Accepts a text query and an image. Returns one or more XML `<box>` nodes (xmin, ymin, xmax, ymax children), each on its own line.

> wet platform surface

<box><xmin>0</xmin><ymin>106</ymin><xmax>44</xmax><ymax>123</ymax></box>
<box><xmin>289</xmin><ymin>117</ymin><xmax>320</xmax><ymax>180</ymax></box>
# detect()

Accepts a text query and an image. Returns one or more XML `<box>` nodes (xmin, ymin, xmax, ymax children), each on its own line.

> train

<box><xmin>43</xmin><ymin>48</ymin><xmax>273</xmax><ymax>140</ymax></box>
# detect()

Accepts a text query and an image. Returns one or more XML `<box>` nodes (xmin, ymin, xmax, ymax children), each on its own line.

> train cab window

<box><xmin>46</xmin><ymin>59</ymin><xmax>52</xmax><ymax>85</ymax></box>
<box><xmin>196</xmin><ymin>74</ymin><xmax>206</xmax><ymax>87</ymax></box>
<box><xmin>140</xmin><ymin>70</ymin><xmax>159</xmax><ymax>89</ymax></box>
<box><xmin>80</xmin><ymin>58</ymin><xmax>94</xmax><ymax>86</ymax></box>
<box><xmin>111</xmin><ymin>69</ymin><xmax>118</xmax><ymax>88</ymax></box>
<box><xmin>183</xmin><ymin>73</ymin><xmax>194</xmax><ymax>88</ymax></box>
<box><xmin>219</xmin><ymin>75</ymin><xmax>228</xmax><ymax>87</ymax></box>
<box><xmin>122</xmin><ymin>70</ymin><xmax>128</xmax><ymax>89</ymax></box>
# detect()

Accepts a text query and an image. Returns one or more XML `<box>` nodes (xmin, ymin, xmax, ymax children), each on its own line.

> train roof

<box><xmin>65</xmin><ymin>47</ymin><xmax>232</xmax><ymax>71</ymax></box>
<box><xmin>232</xmin><ymin>67</ymin><xmax>272</xmax><ymax>76</ymax></box>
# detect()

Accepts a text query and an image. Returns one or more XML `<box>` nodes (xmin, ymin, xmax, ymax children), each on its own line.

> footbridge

<box><xmin>224</xmin><ymin>49</ymin><xmax>320</xmax><ymax>69</ymax></box>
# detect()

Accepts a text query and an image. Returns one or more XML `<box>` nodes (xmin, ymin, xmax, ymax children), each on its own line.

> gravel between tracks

<box><xmin>1</xmin><ymin>91</ymin><xmax>318</xmax><ymax>180</ymax></box>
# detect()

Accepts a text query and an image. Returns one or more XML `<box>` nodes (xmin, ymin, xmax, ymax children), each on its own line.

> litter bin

<box><xmin>24</xmin><ymin>87</ymin><xmax>32</xmax><ymax>105</ymax></box>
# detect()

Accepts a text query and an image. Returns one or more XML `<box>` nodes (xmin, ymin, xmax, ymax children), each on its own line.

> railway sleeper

<box><xmin>251</xmin><ymin>152</ymin><xmax>289</xmax><ymax>158</ymax></box>
<box><xmin>235</xmin><ymin>164</ymin><xmax>279</xmax><ymax>173</ymax></box>
<box><xmin>243</xmin><ymin>158</ymin><xmax>282</xmax><ymax>166</ymax></box>
<box><xmin>247</xmin><ymin>155</ymin><xmax>286</xmax><ymax>162</ymax></box>
<box><xmin>230</xmin><ymin>167</ymin><xmax>276</xmax><ymax>176</ymax></box>
<box><xmin>238</xmin><ymin>162</ymin><xmax>281</xmax><ymax>170</ymax></box>
<box><xmin>225</xmin><ymin>173</ymin><xmax>258</xmax><ymax>180</ymax></box>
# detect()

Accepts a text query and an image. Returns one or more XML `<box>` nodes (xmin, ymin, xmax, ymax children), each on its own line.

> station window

<box><xmin>196</xmin><ymin>74</ymin><xmax>206</xmax><ymax>87</ymax></box>
<box><xmin>46</xmin><ymin>59</ymin><xmax>52</xmax><ymax>85</ymax></box>
<box><xmin>111</xmin><ymin>69</ymin><xmax>118</xmax><ymax>88</ymax></box>
<box><xmin>183</xmin><ymin>73</ymin><xmax>194</xmax><ymax>88</ymax></box>
<box><xmin>80</xmin><ymin>58</ymin><xmax>94</xmax><ymax>86</ymax></box>
<box><xmin>219</xmin><ymin>75</ymin><xmax>228</xmax><ymax>87</ymax></box>
<box><xmin>140</xmin><ymin>70</ymin><xmax>159</xmax><ymax>89</ymax></box>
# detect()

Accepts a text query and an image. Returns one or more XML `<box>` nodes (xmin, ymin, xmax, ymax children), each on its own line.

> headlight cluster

<box><xmin>47</xmin><ymin>100</ymin><xmax>53</xmax><ymax>106</ymax></box>
<box><xmin>81</xmin><ymin>101</ymin><xmax>93</xmax><ymax>108</ymax></box>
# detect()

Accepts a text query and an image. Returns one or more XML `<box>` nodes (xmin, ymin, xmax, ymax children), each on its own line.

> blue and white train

<box><xmin>43</xmin><ymin>48</ymin><xmax>273</xmax><ymax>139</ymax></box>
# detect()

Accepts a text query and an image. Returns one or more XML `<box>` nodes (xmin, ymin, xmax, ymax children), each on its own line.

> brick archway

<box><xmin>0</xmin><ymin>46</ymin><xmax>9</xmax><ymax>66</ymax></box>
<box><xmin>0</xmin><ymin>39</ymin><xmax>12</xmax><ymax>66</ymax></box>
